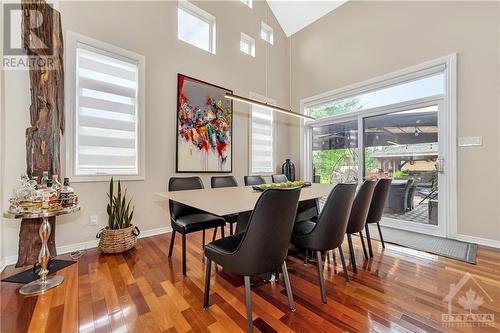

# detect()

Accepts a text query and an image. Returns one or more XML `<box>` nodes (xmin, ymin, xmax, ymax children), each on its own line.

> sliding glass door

<box><xmin>303</xmin><ymin>56</ymin><xmax>457</xmax><ymax>237</ymax></box>
<box><xmin>309</xmin><ymin>101</ymin><xmax>445</xmax><ymax>236</ymax></box>
<box><xmin>363</xmin><ymin>105</ymin><xmax>441</xmax><ymax>233</ymax></box>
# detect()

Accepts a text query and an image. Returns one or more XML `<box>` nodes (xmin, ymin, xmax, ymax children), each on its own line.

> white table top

<box><xmin>155</xmin><ymin>184</ymin><xmax>334</xmax><ymax>216</ymax></box>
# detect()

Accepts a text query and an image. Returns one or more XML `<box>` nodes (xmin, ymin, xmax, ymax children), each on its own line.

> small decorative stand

<box><xmin>3</xmin><ymin>206</ymin><xmax>80</xmax><ymax>296</ymax></box>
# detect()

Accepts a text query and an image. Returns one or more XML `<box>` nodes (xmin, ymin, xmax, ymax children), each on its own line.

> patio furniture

<box><xmin>386</xmin><ymin>179</ymin><xmax>414</xmax><ymax>214</ymax></box>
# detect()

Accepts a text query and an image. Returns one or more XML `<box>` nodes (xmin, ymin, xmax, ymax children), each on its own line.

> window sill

<box><xmin>69</xmin><ymin>175</ymin><xmax>145</xmax><ymax>183</ymax></box>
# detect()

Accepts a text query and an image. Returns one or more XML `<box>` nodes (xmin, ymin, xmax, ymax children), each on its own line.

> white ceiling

<box><xmin>267</xmin><ymin>0</ymin><xmax>348</xmax><ymax>37</ymax></box>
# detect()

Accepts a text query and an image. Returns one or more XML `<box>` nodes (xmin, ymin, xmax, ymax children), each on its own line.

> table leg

<box><xmin>19</xmin><ymin>217</ymin><xmax>64</xmax><ymax>296</ymax></box>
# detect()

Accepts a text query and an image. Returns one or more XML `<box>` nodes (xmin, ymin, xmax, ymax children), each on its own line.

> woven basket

<box><xmin>97</xmin><ymin>225</ymin><xmax>140</xmax><ymax>254</ymax></box>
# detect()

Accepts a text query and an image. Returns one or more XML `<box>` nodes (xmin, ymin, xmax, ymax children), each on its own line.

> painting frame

<box><xmin>176</xmin><ymin>73</ymin><xmax>233</xmax><ymax>173</ymax></box>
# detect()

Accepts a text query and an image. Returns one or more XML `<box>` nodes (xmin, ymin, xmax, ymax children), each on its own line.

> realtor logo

<box><xmin>442</xmin><ymin>273</ymin><xmax>494</xmax><ymax>328</ymax></box>
<box><xmin>3</xmin><ymin>3</ymin><xmax>56</xmax><ymax>70</ymax></box>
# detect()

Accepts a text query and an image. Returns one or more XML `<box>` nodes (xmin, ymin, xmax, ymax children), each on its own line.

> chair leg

<box><xmin>359</xmin><ymin>231</ymin><xmax>368</xmax><ymax>260</ymax></box>
<box><xmin>212</xmin><ymin>227</ymin><xmax>218</xmax><ymax>242</ymax></box>
<box><xmin>377</xmin><ymin>222</ymin><xmax>385</xmax><ymax>249</ymax></box>
<box><xmin>182</xmin><ymin>234</ymin><xmax>187</xmax><ymax>276</ymax></box>
<box><xmin>338</xmin><ymin>246</ymin><xmax>349</xmax><ymax>282</ymax></box>
<box><xmin>316</xmin><ymin>251</ymin><xmax>327</xmax><ymax>304</ymax></box>
<box><xmin>365</xmin><ymin>224</ymin><xmax>373</xmax><ymax>258</ymax></box>
<box><xmin>202</xmin><ymin>230</ymin><xmax>205</xmax><ymax>249</ymax></box>
<box><xmin>304</xmin><ymin>249</ymin><xmax>309</xmax><ymax>265</ymax></box>
<box><xmin>244</xmin><ymin>276</ymin><xmax>253</xmax><ymax>333</ymax></box>
<box><xmin>281</xmin><ymin>261</ymin><xmax>296</xmax><ymax>311</ymax></box>
<box><xmin>347</xmin><ymin>234</ymin><xmax>357</xmax><ymax>274</ymax></box>
<box><xmin>168</xmin><ymin>230</ymin><xmax>176</xmax><ymax>258</ymax></box>
<box><xmin>203</xmin><ymin>258</ymin><xmax>211</xmax><ymax>309</ymax></box>
<box><xmin>221</xmin><ymin>226</ymin><xmax>225</xmax><ymax>238</ymax></box>
<box><xmin>229</xmin><ymin>223</ymin><xmax>234</xmax><ymax>235</ymax></box>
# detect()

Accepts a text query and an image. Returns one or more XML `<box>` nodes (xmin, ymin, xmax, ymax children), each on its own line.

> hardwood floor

<box><xmin>1</xmin><ymin>229</ymin><xmax>500</xmax><ymax>332</ymax></box>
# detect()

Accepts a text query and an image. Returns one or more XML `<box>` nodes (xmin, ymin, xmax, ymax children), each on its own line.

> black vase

<box><xmin>282</xmin><ymin>159</ymin><xmax>296</xmax><ymax>181</ymax></box>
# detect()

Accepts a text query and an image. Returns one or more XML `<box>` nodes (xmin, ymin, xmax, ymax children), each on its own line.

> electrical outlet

<box><xmin>458</xmin><ymin>136</ymin><xmax>482</xmax><ymax>147</ymax></box>
<box><xmin>89</xmin><ymin>215</ymin><xmax>98</xmax><ymax>226</ymax></box>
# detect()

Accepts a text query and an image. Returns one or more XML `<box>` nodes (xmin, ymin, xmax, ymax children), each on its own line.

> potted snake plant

<box><xmin>97</xmin><ymin>177</ymin><xmax>140</xmax><ymax>253</ymax></box>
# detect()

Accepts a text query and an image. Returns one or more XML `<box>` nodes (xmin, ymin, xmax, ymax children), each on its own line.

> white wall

<box><xmin>2</xmin><ymin>0</ymin><xmax>292</xmax><ymax>263</ymax></box>
<box><xmin>289</xmin><ymin>1</ymin><xmax>500</xmax><ymax>245</ymax></box>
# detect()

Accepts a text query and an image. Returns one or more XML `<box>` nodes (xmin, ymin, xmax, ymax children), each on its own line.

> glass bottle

<box><xmin>52</xmin><ymin>175</ymin><xmax>62</xmax><ymax>197</ymax></box>
<box><xmin>41</xmin><ymin>182</ymin><xmax>51</xmax><ymax>210</ymax></box>
<box><xmin>60</xmin><ymin>178</ymin><xmax>75</xmax><ymax>207</ymax></box>
<box><xmin>40</xmin><ymin>171</ymin><xmax>49</xmax><ymax>188</ymax></box>
<box><xmin>45</xmin><ymin>180</ymin><xmax>58</xmax><ymax>209</ymax></box>
<box><xmin>31</xmin><ymin>176</ymin><xmax>40</xmax><ymax>190</ymax></box>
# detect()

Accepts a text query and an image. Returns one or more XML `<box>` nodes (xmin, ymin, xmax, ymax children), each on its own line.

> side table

<box><xmin>3</xmin><ymin>205</ymin><xmax>81</xmax><ymax>295</ymax></box>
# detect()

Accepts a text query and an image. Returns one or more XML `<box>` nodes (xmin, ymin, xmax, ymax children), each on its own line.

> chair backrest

<box><xmin>272</xmin><ymin>174</ymin><xmax>288</xmax><ymax>183</ymax></box>
<box><xmin>233</xmin><ymin>188</ymin><xmax>301</xmax><ymax>275</ymax></box>
<box><xmin>346</xmin><ymin>180</ymin><xmax>377</xmax><ymax>234</ymax></box>
<box><xmin>211</xmin><ymin>176</ymin><xmax>238</xmax><ymax>188</ymax></box>
<box><xmin>366</xmin><ymin>178</ymin><xmax>392</xmax><ymax>224</ymax></box>
<box><xmin>168</xmin><ymin>177</ymin><xmax>204</xmax><ymax>220</ymax></box>
<box><xmin>244</xmin><ymin>175</ymin><xmax>266</xmax><ymax>186</ymax></box>
<box><xmin>305</xmin><ymin>183</ymin><xmax>357</xmax><ymax>251</ymax></box>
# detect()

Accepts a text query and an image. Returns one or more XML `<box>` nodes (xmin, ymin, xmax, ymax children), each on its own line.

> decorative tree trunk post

<box><xmin>16</xmin><ymin>0</ymin><xmax>64</xmax><ymax>267</ymax></box>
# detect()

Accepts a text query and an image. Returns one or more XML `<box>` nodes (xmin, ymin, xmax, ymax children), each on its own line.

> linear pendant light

<box><xmin>225</xmin><ymin>92</ymin><xmax>315</xmax><ymax>120</ymax></box>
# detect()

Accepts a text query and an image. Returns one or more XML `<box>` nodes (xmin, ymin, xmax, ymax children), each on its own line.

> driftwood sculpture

<box><xmin>17</xmin><ymin>0</ymin><xmax>64</xmax><ymax>267</ymax></box>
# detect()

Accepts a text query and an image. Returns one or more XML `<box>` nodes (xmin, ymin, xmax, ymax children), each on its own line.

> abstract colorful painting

<box><xmin>176</xmin><ymin>74</ymin><xmax>233</xmax><ymax>173</ymax></box>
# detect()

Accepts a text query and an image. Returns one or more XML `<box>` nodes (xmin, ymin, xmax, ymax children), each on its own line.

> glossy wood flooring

<box><xmin>2</xmin><ymin>229</ymin><xmax>500</xmax><ymax>333</ymax></box>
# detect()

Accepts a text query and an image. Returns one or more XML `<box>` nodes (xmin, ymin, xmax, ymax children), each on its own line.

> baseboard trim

<box><xmin>4</xmin><ymin>226</ymin><xmax>172</xmax><ymax>267</ymax></box>
<box><xmin>452</xmin><ymin>233</ymin><xmax>500</xmax><ymax>249</ymax></box>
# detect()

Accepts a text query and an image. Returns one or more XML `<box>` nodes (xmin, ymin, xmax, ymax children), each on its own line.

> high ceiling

<box><xmin>267</xmin><ymin>0</ymin><xmax>348</xmax><ymax>37</ymax></box>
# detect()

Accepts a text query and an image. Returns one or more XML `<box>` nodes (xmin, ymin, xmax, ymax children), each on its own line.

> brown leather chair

<box><xmin>291</xmin><ymin>183</ymin><xmax>357</xmax><ymax>303</ymax></box>
<box><xmin>244</xmin><ymin>175</ymin><xmax>266</xmax><ymax>186</ymax></box>
<box><xmin>168</xmin><ymin>177</ymin><xmax>225</xmax><ymax>276</ymax></box>
<box><xmin>211</xmin><ymin>176</ymin><xmax>239</xmax><ymax>235</ymax></box>
<box><xmin>365</xmin><ymin>178</ymin><xmax>392</xmax><ymax>257</ymax></box>
<box><xmin>203</xmin><ymin>188</ymin><xmax>301</xmax><ymax>332</ymax></box>
<box><xmin>345</xmin><ymin>180</ymin><xmax>377</xmax><ymax>273</ymax></box>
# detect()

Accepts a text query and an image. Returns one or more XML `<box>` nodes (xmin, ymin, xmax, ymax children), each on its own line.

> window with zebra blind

<box><xmin>249</xmin><ymin>93</ymin><xmax>276</xmax><ymax>174</ymax></box>
<box><xmin>65</xmin><ymin>31</ymin><xmax>145</xmax><ymax>181</ymax></box>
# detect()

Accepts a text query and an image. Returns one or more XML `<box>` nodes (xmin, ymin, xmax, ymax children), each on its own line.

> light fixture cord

<box><xmin>289</xmin><ymin>37</ymin><xmax>292</xmax><ymax>109</ymax></box>
<box><xmin>265</xmin><ymin>2</ymin><xmax>269</xmax><ymax>99</ymax></box>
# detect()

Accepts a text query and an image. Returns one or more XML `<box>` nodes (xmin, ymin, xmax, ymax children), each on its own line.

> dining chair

<box><xmin>345</xmin><ymin>180</ymin><xmax>377</xmax><ymax>273</ymax></box>
<box><xmin>244</xmin><ymin>175</ymin><xmax>266</xmax><ymax>186</ymax></box>
<box><xmin>272</xmin><ymin>174</ymin><xmax>288</xmax><ymax>183</ymax></box>
<box><xmin>365</xmin><ymin>178</ymin><xmax>392</xmax><ymax>257</ymax></box>
<box><xmin>211</xmin><ymin>176</ymin><xmax>239</xmax><ymax>235</ymax></box>
<box><xmin>168</xmin><ymin>177</ymin><xmax>226</xmax><ymax>276</ymax></box>
<box><xmin>291</xmin><ymin>183</ymin><xmax>357</xmax><ymax>303</ymax></box>
<box><xmin>203</xmin><ymin>188</ymin><xmax>301</xmax><ymax>333</ymax></box>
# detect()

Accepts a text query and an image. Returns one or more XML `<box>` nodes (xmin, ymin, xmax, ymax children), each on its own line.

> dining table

<box><xmin>156</xmin><ymin>183</ymin><xmax>333</xmax><ymax>214</ymax></box>
<box><xmin>156</xmin><ymin>183</ymin><xmax>334</xmax><ymax>280</ymax></box>
<box><xmin>156</xmin><ymin>183</ymin><xmax>334</xmax><ymax>231</ymax></box>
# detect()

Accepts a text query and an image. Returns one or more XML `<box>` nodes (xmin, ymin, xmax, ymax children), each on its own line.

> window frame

<box><xmin>240</xmin><ymin>0</ymin><xmax>252</xmax><ymax>9</ymax></box>
<box><xmin>177</xmin><ymin>0</ymin><xmax>217</xmax><ymax>54</ymax></box>
<box><xmin>64</xmin><ymin>30</ymin><xmax>146</xmax><ymax>182</ymax></box>
<box><xmin>240</xmin><ymin>32</ymin><xmax>255</xmax><ymax>57</ymax></box>
<box><xmin>248</xmin><ymin>92</ymin><xmax>276</xmax><ymax>175</ymax></box>
<box><xmin>260</xmin><ymin>22</ymin><xmax>274</xmax><ymax>45</ymax></box>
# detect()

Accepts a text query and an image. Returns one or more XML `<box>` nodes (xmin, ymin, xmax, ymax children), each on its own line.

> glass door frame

<box><xmin>303</xmin><ymin>95</ymin><xmax>454</xmax><ymax>237</ymax></box>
